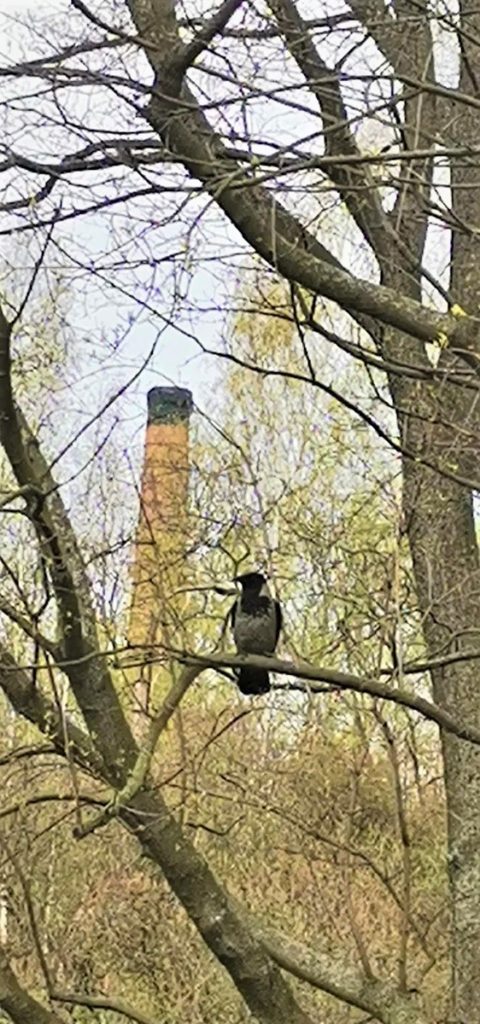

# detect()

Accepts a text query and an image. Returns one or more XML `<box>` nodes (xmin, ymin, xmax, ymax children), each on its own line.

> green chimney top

<box><xmin>147</xmin><ymin>387</ymin><xmax>193</xmax><ymax>424</ymax></box>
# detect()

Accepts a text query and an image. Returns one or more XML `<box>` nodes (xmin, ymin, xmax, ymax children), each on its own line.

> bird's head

<box><xmin>234</xmin><ymin>571</ymin><xmax>267</xmax><ymax>592</ymax></box>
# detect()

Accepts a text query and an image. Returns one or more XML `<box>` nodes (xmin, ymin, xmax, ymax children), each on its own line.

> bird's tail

<box><xmin>236</xmin><ymin>667</ymin><xmax>270</xmax><ymax>696</ymax></box>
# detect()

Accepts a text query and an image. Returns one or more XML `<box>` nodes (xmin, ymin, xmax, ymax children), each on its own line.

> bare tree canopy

<box><xmin>1</xmin><ymin>0</ymin><xmax>480</xmax><ymax>1023</ymax></box>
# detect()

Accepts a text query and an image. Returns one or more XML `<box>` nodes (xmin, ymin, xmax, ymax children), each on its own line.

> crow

<box><xmin>230</xmin><ymin>572</ymin><xmax>282</xmax><ymax>695</ymax></box>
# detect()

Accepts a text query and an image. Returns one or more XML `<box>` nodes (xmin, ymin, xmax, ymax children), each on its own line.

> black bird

<box><xmin>230</xmin><ymin>572</ymin><xmax>282</xmax><ymax>695</ymax></box>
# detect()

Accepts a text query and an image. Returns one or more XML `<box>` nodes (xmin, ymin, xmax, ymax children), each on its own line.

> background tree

<box><xmin>1</xmin><ymin>1</ymin><xmax>480</xmax><ymax>1023</ymax></box>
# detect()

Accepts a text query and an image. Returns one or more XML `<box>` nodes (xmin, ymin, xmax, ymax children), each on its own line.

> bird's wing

<box><xmin>274</xmin><ymin>600</ymin><xmax>283</xmax><ymax>645</ymax></box>
<box><xmin>229</xmin><ymin>600</ymin><xmax>238</xmax><ymax>630</ymax></box>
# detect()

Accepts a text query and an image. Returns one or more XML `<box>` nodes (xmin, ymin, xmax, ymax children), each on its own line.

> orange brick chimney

<box><xmin>128</xmin><ymin>386</ymin><xmax>193</xmax><ymax>719</ymax></box>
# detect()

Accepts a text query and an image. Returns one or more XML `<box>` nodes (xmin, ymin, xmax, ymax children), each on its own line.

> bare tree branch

<box><xmin>0</xmin><ymin>792</ymin><xmax>105</xmax><ymax>820</ymax></box>
<box><xmin>172</xmin><ymin>0</ymin><xmax>245</xmax><ymax>79</ymax></box>
<box><xmin>175</xmin><ymin>650</ymin><xmax>480</xmax><ymax>746</ymax></box>
<box><xmin>52</xmin><ymin>987</ymin><xmax>160</xmax><ymax>1024</ymax></box>
<box><xmin>0</xmin><ymin>645</ymin><xmax>105</xmax><ymax>776</ymax></box>
<box><xmin>0</xmin><ymin>596</ymin><xmax>61</xmax><ymax>659</ymax></box>
<box><xmin>267</xmin><ymin>0</ymin><xmax>390</xmax><ymax>255</ymax></box>
<box><xmin>0</xmin><ymin>304</ymin><xmax>137</xmax><ymax>779</ymax></box>
<box><xmin>0</xmin><ymin>946</ymin><xmax>63</xmax><ymax>1024</ymax></box>
<box><xmin>346</xmin><ymin>0</ymin><xmax>406</xmax><ymax>74</ymax></box>
<box><xmin>74</xmin><ymin>663</ymin><xmax>202</xmax><ymax>837</ymax></box>
<box><xmin>194</xmin><ymin>335</ymin><xmax>480</xmax><ymax>491</ymax></box>
<box><xmin>122</xmin><ymin>0</ymin><xmax>472</xmax><ymax>351</ymax></box>
<box><xmin>254</xmin><ymin>918</ymin><xmax>428</xmax><ymax>1024</ymax></box>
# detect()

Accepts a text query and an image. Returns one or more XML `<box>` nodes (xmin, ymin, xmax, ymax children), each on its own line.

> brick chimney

<box><xmin>128</xmin><ymin>386</ymin><xmax>193</xmax><ymax>719</ymax></box>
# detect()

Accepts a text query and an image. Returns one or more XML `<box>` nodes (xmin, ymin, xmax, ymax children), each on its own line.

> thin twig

<box><xmin>52</xmin><ymin>988</ymin><xmax>160</xmax><ymax>1024</ymax></box>
<box><xmin>0</xmin><ymin>833</ymin><xmax>52</xmax><ymax>990</ymax></box>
